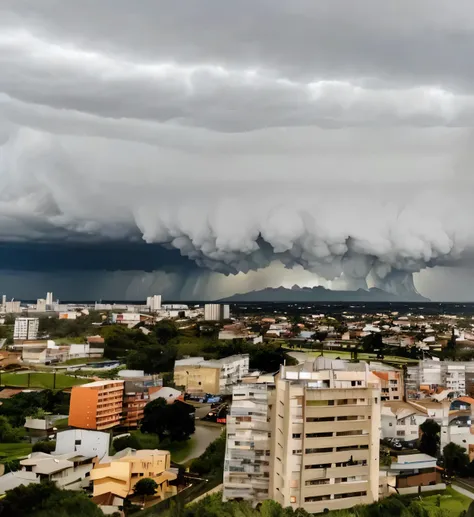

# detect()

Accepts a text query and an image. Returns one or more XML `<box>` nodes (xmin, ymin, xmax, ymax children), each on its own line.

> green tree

<box><xmin>0</xmin><ymin>480</ymin><xmax>104</xmax><ymax>517</ymax></box>
<box><xmin>133</xmin><ymin>477</ymin><xmax>158</xmax><ymax>505</ymax></box>
<box><xmin>190</xmin><ymin>432</ymin><xmax>226</xmax><ymax>479</ymax></box>
<box><xmin>443</xmin><ymin>442</ymin><xmax>470</xmax><ymax>477</ymax></box>
<box><xmin>153</xmin><ymin>320</ymin><xmax>179</xmax><ymax>345</ymax></box>
<box><xmin>141</xmin><ymin>399</ymin><xmax>195</xmax><ymax>441</ymax></box>
<box><xmin>419</xmin><ymin>419</ymin><xmax>440</xmax><ymax>457</ymax></box>
<box><xmin>0</xmin><ymin>415</ymin><xmax>23</xmax><ymax>442</ymax></box>
<box><xmin>32</xmin><ymin>440</ymin><xmax>56</xmax><ymax>454</ymax></box>
<box><xmin>113</xmin><ymin>433</ymin><xmax>141</xmax><ymax>452</ymax></box>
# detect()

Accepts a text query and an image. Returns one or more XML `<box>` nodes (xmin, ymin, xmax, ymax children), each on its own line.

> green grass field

<box><xmin>420</xmin><ymin>487</ymin><xmax>471</xmax><ymax>515</ymax></box>
<box><xmin>0</xmin><ymin>372</ymin><xmax>89</xmax><ymax>389</ymax></box>
<box><xmin>163</xmin><ymin>438</ymin><xmax>196</xmax><ymax>463</ymax></box>
<box><xmin>0</xmin><ymin>443</ymin><xmax>33</xmax><ymax>462</ymax></box>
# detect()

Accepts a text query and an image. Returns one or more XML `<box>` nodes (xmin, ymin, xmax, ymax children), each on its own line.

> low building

<box><xmin>174</xmin><ymin>354</ymin><xmax>249</xmax><ymax>395</ymax></box>
<box><xmin>18</xmin><ymin>340</ymin><xmax>69</xmax><ymax>365</ymax></box>
<box><xmin>55</xmin><ymin>429</ymin><xmax>110</xmax><ymax>460</ymax></box>
<box><xmin>69</xmin><ymin>380</ymin><xmax>125</xmax><ymax>431</ymax></box>
<box><xmin>381</xmin><ymin>401</ymin><xmax>428</xmax><ymax>442</ymax></box>
<box><xmin>24</xmin><ymin>415</ymin><xmax>56</xmax><ymax>443</ymax></box>
<box><xmin>20</xmin><ymin>451</ymin><xmax>96</xmax><ymax>490</ymax></box>
<box><xmin>381</xmin><ymin>453</ymin><xmax>445</xmax><ymax>496</ymax></box>
<box><xmin>0</xmin><ymin>471</ymin><xmax>40</xmax><ymax>495</ymax></box>
<box><xmin>90</xmin><ymin>448</ymin><xmax>177</xmax><ymax>506</ymax></box>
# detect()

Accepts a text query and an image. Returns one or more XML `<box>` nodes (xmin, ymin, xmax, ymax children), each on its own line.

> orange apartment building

<box><xmin>69</xmin><ymin>380</ymin><xmax>125</xmax><ymax>431</ymax></box>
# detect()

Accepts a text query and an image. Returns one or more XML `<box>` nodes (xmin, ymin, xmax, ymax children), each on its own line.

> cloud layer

<box><xmin>1</xmin><ymin>1</ymin><xmax>474</xmax><ymax>299</ymax></box>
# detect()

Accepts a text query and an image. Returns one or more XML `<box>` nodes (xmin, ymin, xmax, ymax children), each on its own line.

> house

<box><xmin>380</xmin><ymin>453</ymin><xmax>445</xmax><ymax>496</ymax></box>
<box><xmin>381</xmin><ymin>401</ymin><xmax>428</xmax><ymax>442</ymax></box>
<box><xmin>0</xmin><ymin>471</ymin><xmax>40</xmax><ymax>495</ymax></box>
<box><xmin>90</xmin><ymin>448</ymin><xmax>177</xmax><ymax>509</ymax></box>
<box><xmin>20</xmin><ymin>451</ymin><xmax>96</xmax><ymax>490</ymax></box>
<box><xmin>55</xmin><ymin>429</ymin><xmax>110</xmax><ymax>460</ymax></box>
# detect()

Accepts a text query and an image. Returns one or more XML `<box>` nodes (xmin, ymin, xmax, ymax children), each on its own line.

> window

<box><xmin>305</xmin><ymin>463</ymin><xmax>331</xmax><ymax>470</ymax></box>
<box><xmin>306</xmin><ymin>400</ymin><xmax>334</xmax><ymax>406</ymax></box>
<box><xmin>75</xmin><ymin>440</ymin><xmax>81</xmax><ymax>445</ymax></box>
<box><xmin>305</xmin><ymin>495</ymin><xmax>330</xmax><ymax>502</ymax></box>
<box><xmin>305</xmin><ymin>479</ymin><xmax>330</xmax><ymax>486</ymax></box>
<box><xmin>306</xmin><ymin>432</ymin><xmax>333</xmax><ymax>438</ymax></box>
<box><xmin>306</xmin><ymin>417</ymin><xmax>335</xmax><ymax>423</ymax></box>
<box><xmin>290</xmin><ymin>496</ymin><xmax>297</xmax><ymax>504</ymax></box>
<box><xmin>292</xmin><ymin>450</ymin><xmax>302</xmax><ymax>455</ymax></box>
<box><xmin>292</xmin><ymin>433</ymin><xmax>302</xmax><ymax>439</ymax></box>
<box><xmin>306</xmin><ymin>447</ymin><xmax>333</xmax><ymax>454</ymax></box>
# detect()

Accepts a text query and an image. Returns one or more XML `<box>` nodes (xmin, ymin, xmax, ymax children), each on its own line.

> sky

<box><xmin>1</xmin><ymin>1</ymin><xmax>474</xmax><ymax>300</ymax></box>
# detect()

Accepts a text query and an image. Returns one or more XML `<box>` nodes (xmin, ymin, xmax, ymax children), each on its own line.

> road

<box><xmin>180</xmin><ymin>423</ymin><xmax>222</xmax><ymax>464</ymax></box>
<box><xmin>453</xmin><ymin>481</ymin><xmax>474</xmax><ymax>500</ymax></box>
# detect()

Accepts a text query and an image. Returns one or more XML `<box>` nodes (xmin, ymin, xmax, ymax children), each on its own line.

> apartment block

<box><xmin>204</xmin><ymin>303</ymin><xmax>230</xmax><ymax>321</ymax></box>
<box><xmin>69</xmin><ymin>380</ymin><xmax>125</xmax><ymax>431</ymax></box>
<box><xmin>223</xmin><ymin>357</ymin><xmax>381</xmax><ymax>514</ymax></box>
<box><xmin>370</xmin><ymin>363</ymin><xmax>404</xmax><ymax>401</ymax></box>
<box><xmin>407</xmin><ymin>360</ymin><xmax>474</xmax><ymax>396</ymax></box>
<box><xmin>13</xmin><ymin>317</ymin><xmax>39</xmax><ymax>341</ymax></box>
<box><xmin>174</xmin><ymin>354</ymin><xmax>249</xmax><ymax>395</ymax></box>
<box><xmin>224</xmin><ymin>384</ymin><xmax>272</xmax><ymax>502</ymax></box>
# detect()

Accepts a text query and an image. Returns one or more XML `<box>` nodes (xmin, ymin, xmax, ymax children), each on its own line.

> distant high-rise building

<box><xmin>13</xmin><ymin>317</ymin><xmax>39</xmax><ymax>341</ymax></box>
<box><xmin>146</xmin><ymin>295</ymin><xmax>162</xmax><ymax>312</ymax></box>
<box><xmin>224</xmin><ymin>357</ymin><xmax>381</xmax><ymax>514</ymax></box>
<box><xmin>204</xmin><ymin>303</ymin><xmax>230</xmax><ymax>321</ymax></box>
<box><xmin>46</xmin><ymin>292</ymin><xmax>54</xmax><ymax>306</ymax></box>
<box><xmin>36</xmin><ymin>299</ymin><xmax>47</xmax><ymax>312</ymax></box>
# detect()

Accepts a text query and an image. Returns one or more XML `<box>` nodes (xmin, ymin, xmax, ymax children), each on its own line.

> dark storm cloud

<box><xmin>1</xmin><ymin>1</ymin><xmax>474</xmax><ymax>299</ymax></box>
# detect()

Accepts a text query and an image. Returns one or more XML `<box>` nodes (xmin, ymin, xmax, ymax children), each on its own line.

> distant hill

<box><xmin>219</xmin><ymin>285</ymin><xmax>430</xmax><ymax>303</ymax></box>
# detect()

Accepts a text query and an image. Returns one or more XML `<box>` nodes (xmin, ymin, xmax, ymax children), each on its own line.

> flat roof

<box><xmin>76</xmin><ymin>380</ymin><xmax>124</xmax><ymax>388</ymax></box>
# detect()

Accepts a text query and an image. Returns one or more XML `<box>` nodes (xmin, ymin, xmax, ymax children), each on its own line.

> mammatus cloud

<box><xmin>1</xmin><ymin>1</ymin><xmax>474</xmax><ymax>299</ymax></box>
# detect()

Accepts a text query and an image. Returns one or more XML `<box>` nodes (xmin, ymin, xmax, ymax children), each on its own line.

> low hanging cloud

<box><xmin>1</xmin><ymin>1</ymin><xmax>474</xmax><ymax>299</ymax></box>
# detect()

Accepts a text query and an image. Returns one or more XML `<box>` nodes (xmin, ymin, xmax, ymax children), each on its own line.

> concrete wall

<box><xmin>55</xmin><ymin>429</ymin><xmax>110</xmax><ymax>459</ymax></box>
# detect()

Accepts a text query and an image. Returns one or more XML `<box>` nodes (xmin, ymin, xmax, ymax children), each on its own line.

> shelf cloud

<box><xmin>1</xmin><ymin>1</ymin><xmax>474</xmax><ymax>300</ymax></box>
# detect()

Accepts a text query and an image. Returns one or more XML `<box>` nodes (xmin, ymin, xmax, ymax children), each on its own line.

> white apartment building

<box><xmin>46</xmin><ymin>292</ymin><xmax>54</xmax><ymax>306</ymax></box>
<box><xmin>13</xmin><ymin>317</ymin><xmax>39</xmax><ymax>341</ymax></box>
<box><xmin>174</xmin><ymin>354</ymin><xmax>249</xmax><ymax>394</ymax></box>
<box><xmin>1</xmin><ymin>297</ymin><xmax>21</xmax><ymax>313</ymax></box>
<box><xmin>146</xmin><ymin>295</ymin><xmax>162</xmax><ymax>311</ymax></box>
<box><xmin>224</xmin><ymin>357</ymin><xmax>381</xmax><ymax>514</ymax></box>
<box><xmin>407</xmin><ymin>360</ymin><xmax>474</xmax><ymax>395</ymax></box>
<box><xmin>204</xmin><ymin>303</ymin><xmax>230</xmax><ymax>321</ymax></box>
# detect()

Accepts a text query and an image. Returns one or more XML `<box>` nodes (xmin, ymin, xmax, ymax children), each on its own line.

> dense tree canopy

<box><xmin>419</xmin><ymin>419</ymin><xmax>441</xmax><ymax>457</ymax></box>
<box><xmin>443</xmin><ymin>442</ymin><xmax>470</xmax><ymax>477</ymax></box>
<box><xmin>0</xmin><ymin>480</ymin><xmax>104</xmax><ymax>517</ymax></box>
<box><xmin>0</xmin><ymin>390</ymin><xmax>70</xmax><ymax>428</ymax></box>
<box><xmin>190</xmin><ymin>432</ymin><xmax>226</xmax><ymax>479</ymax></box>
<box><xmin>141</xmin><ymin>399</ymin><xmax>195</xmax><ymax>441</ymax></box>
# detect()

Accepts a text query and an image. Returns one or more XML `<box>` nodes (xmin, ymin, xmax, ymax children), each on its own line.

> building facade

<box><xmin>146</xmin><ymin>295</ymin><xmax>162</xmax><ymax>311</ymax></box>
<box><xmin>407</xmin><ymin>360</ymin><xmax>474</xmax><ymax>396</ymax></box>
<box><xmin>13</xmin><ymin>317</ymin><xmax>39</xmax><ymax>341</ymax></box>
<box><xmin>204</xmin><ymin>303</ymin><xmax>230</xmax><ymax>321</ymax></box>
<box><xmin>90</xmin><ymin>448</ymin><xmax>177</xmax><ymax>501</ymax></box>
<box><xmin>69</xmin><ymin>380</ymin><xmax>125</xmax><ymax>431</ymax></box>
<box><xmin>223</xmin><ymin>357</ymin><xmax>381</xmax><ymax>514</ymax></box>
<box><xmin>174</xmin><ymin>354</ymin><xmax>249</xmax><ymax>395</ymax></box>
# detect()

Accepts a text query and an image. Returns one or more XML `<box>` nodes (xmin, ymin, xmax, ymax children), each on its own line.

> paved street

<box><xmin>180</xmin><ymin>423</ymin><xmax>222</xmax><ymax>464</ymax></box>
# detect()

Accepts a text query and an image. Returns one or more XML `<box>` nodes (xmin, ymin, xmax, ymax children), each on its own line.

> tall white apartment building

<box><xmin>224</xmin><ymin>357</ymin><xmax>381</xmax><ymax>514</ymax></box>
<box><xmin>204</xmin><ymin>304</ymin><xmax>230</xmax><ymax>321</ymax></box>
<box><xmin>146</xmin><ymin>295</ymin><xmax>162</xmax><ymax>311</ymax></box>
<box><xmin>14</xmin><ymin>317</ymin><xmax>39</xmax><ymax>341</ymax></box>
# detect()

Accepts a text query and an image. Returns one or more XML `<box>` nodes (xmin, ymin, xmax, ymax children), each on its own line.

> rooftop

<box><xmin>76</xmin><ymin>380</ymin><xmax>125</xmax><ymax>388</ymax></box>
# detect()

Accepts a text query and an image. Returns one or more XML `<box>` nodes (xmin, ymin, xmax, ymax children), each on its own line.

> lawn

<box><xmin>419</xmin><ymin>487</ymin><xmax>471</xmax><ymax>516</ymax></box>
<box><xmin>54</xmin><ymin>417</ymin><xmax>70</xmax><ymax>430</ymax></box>
<box><xmin>162</xmin><ymin>437</ymin><xmax>196</xmax><ymax>463</ymax></box>
<box><xmin>0</xmin><ymin>443</ymin><xmax>33</xmax><ymax>462</ymax></box>
<box><xmin>1</xmin><ymin>372</ymin><xmax>89</xmax><ymax>389</ymax></box>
